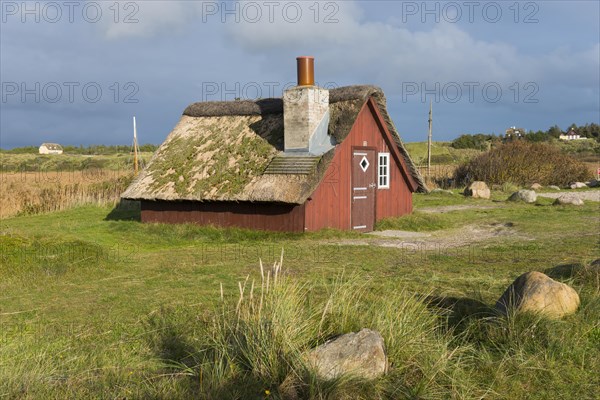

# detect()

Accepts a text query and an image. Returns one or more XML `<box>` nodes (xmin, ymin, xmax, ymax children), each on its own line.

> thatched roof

<box><xmin>121</xmin><ymin>85</ymin><xmax>427</xmax><ymax>204</ymax></box>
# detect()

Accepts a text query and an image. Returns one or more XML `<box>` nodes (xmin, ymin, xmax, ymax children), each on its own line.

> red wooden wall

<box><xmin>141</xmin><ymin>200</ymin><xmax>305</xmax><ymax>232</ymax></box>
<box><xmin>304</xmin><ymin>99</ymin><xmax>413</xmax><ymax>231</ymax></box>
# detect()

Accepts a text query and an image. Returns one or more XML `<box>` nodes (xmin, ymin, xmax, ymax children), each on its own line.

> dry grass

<box><xmin>416</xmin><ymin>164</ymin><xmax>459</xmax><ymax>189</ymax></box>
<box><xmin>0</xmin><ymin>169</ymin><xmax>133</xmax><ymax>218</ymax></box>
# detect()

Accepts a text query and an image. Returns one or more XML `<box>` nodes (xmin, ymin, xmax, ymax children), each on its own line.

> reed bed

<box><xmin>0</xmin><ymin>169</ymin><xmax>133</xmax><ymax>218</ymax></box>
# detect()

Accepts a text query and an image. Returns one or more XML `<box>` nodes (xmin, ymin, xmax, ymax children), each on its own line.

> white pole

<box><xmin>133</xmin><ymin>116</ymin><xmax>137</xmax><ymax>140</ymax></box>
<box><xmin>427</xmin><ymin>102</ymin><xmax>432</xmax><ymax>177</ymax></box>
<box><xmin>133</xmin><ymin>116</ymin><xmax>139</xmax><ymax>175</ymax></box>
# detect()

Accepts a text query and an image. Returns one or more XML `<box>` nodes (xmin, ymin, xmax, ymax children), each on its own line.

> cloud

<box><xmin>226</xmin><ymin>1</ymin><xmax>599</xmax><ymax>98</ymax></box>
<box><xmin>101</xmin><ymin>1</ymin><xmax>205</xmax><ymax>39</ymax></box>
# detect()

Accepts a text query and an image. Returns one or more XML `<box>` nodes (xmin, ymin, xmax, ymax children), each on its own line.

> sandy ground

<box><xmin>334</xmin><ymin>222</ymin><xmax>529</xmax><ymax>251</ymax></box>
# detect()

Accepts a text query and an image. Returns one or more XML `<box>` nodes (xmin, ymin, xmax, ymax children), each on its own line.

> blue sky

<box><xmin>1</xmin><ymin>0</ymin><xmax>599</xmax><ymax>148</ymax></box>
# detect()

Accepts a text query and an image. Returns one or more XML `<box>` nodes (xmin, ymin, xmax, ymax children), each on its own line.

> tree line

<box><xmin>451</xmin><ymin>123</ymin><xmax>600</xmax><ymax>149</ymax></box>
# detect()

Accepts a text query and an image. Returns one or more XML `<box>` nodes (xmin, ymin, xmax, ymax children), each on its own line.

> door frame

<box><xmin>350</xmin><ymin>146</ymin><xmax>377</xmax><ymax>231</ymax></box>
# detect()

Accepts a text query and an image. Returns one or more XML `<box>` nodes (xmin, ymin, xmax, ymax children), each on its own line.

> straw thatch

<box><xmin>121</xmin><ymin>85</ymin><xmax>426</xmax><ymax>204</ymax></box>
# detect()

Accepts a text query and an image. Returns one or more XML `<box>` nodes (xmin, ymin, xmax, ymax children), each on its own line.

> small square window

<box><xmin>378</xmin><ymin>153</ymin><xmax>390</xmax><ymax>189</ymax></box>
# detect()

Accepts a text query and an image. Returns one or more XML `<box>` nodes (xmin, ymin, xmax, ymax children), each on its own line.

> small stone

<box><xmin>570</xmin><ymin>182</ymin><xmax>587</xmax><ymax>189</ymax></box>
<box><xmin>307</xmin><ymin>328</ymin><xmax>387</xmax><ymax>380</ymax></box>
<box><xmin>586</xmin><ymin>179</ymin><xmax>599</xmax><ymax>188</ymax></box>
<box><xmin>464</xmin><ymin>181</ymin><xmax>490</xmax><ymax>199</ymax></box>
<box><xmin>548</xmin><ymin>185</ymin><xmax>561</xmax><ymax>191</ymax></box>
<box><xmin>530</xmin><ymin>183</ymin><xmax>543</xmax><ymax>190</ymax></box>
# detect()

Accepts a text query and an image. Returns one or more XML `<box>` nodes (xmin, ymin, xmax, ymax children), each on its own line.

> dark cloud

<box><xmin>1</xmin><ymin>1</ymin><xmax>598</xmax><ymax>148</ymax></box>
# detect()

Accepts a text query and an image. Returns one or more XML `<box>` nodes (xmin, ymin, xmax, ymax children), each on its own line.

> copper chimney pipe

<box><xmin>296</xmin><ymin>56</ymin><xmax>315</xmax><ymax>86</ymax></box>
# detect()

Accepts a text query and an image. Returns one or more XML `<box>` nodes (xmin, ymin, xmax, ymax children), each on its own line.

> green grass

<box><xmin>404</xmin><ymin>141</ymin><xmax>483</xmax><ymax>165</ymax></box>
<box><xmin>1</xmin><ymin>191</ymin><xmax>599</xmax><ymax>398</ymax></box>
<box><xmin>376</xmin><ymin>212</ymin><xmax>453</xmax><ymax>231</ymax></box>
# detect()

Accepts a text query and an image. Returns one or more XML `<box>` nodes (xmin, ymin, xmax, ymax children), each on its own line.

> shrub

<box><xmin>453</xmin><ymin>141</ymin><xmax>591</xmax><ymax>186</ymax></box>
<box><xmin>451</xmin><ymin>134</ymin><xmax>497</xmax><ymax>150</ymax></box>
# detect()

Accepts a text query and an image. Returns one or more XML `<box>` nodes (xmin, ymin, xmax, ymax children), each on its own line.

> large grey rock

<box><xmin>570</xmin><ymin>182</ymin><xmax>588</xmax><ymax>189</ymax></box>
<box><xmin>464</xmin><ymin>181</ymin><xmax>490</xmax><ymax>199</ymax></box>
<box><xmin>508</xmin><ymin>190</ymin><xmax>537</xmax><ymax>203</ymax></box>
<box><xmin>307</xmin><ymin>328</ymin><xmax>387</xmax><ymax>380</ymax></box>
<box><xmin>553</xmin><ymin>194</ymin><xmax>584</xmax><ymax>206</ymax></box>
<box><xmin>495</xmin><ymin>271</ymin><xmax>580</xmax><ymax>319</ymax></box>
<box><xmin>530</xmin><ymin>183</ymin><xmax>543</xmax><ymax>190</ymax></box>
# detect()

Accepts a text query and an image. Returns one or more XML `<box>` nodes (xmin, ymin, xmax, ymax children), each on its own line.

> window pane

<box><xmin>378</xmin><ymin>153</ymin><xmax>389</xmax><ymax>188</ymax></box>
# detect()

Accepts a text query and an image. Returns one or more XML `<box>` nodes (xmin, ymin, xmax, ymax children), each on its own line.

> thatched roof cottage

<box><xmin>122</xmin><ymin>57</ymin><xmax>426</xmax><ymax>232</ymax></box>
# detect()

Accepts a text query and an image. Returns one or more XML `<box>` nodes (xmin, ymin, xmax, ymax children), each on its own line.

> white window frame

<box><xmin>378</xmin><ymin>152</ymin><xmax>390</xmax><ymax>189</ymax></box>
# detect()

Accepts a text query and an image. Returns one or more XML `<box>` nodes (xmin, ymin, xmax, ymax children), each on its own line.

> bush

<box><xmin>453</xmin><ymin>141</ymin><xmax>592</xmax><ymax>186</ymax></box>
<box><xmin>451</xmin><ymin>134</ymin><xmax>497</xmax><ymax>150</ymax></box>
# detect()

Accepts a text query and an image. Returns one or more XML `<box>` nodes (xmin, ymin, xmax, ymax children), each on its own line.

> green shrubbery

<box><xmin>451</xmin><ymin>134</ymin><xmax>499</xmax><ymax>150</ymax></box>
<box><xmin>453</xmin><ymin>141</ymin><xmax>592</xmax><ymax>186</ymax></box>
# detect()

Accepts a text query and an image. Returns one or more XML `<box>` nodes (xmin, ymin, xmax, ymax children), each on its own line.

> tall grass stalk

<box><xmin>195</xmin><ymin>252</ymin><xmax>483</xmax><ymax>399</ymax></box>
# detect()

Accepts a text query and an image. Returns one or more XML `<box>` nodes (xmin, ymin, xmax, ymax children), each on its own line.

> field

<box><xmin>0</xmin><ymin>153</ymin><xmax>153</xmax><ymax>218</ymax></box>
<box><xmin>1</xmin><ymin>187</ymin><xmax>599</xmax><ymax>398</ymax></box>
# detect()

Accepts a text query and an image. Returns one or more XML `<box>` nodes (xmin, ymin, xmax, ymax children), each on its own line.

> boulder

<box><xmin>495</xmin><ymin>271</ymin><xmax>580</xmax><ymax>319</ymax></box>
<box><xmin>570</xmin><ymin>182</ymin><xmax>587</xmax><ymax>189</ymax></box>
<box><xmin>553</xmin><ymin>194</ymin><xmax>584</xmax><ymax>206</ymax></box>
<box><xmin>591</xmin><ymin>259</ymin><xmax>600</xmax><ymax>268</ymax></box>
<box><xmin>530</xmin><ymin>183</ymin><xmax>543</xmax><ymax>190</ymax></box>
<box><xmin>548</xmin><ymin>185</ymin><xmax>561</xmax><ymax>191</ymax></box>
<box><xmin>464</xmin><ymin>181</ymin><xmax>490</xmax><ymax>199</ymax></box>
<box><xmin>307</xmin><ymin>328</ymin><xmax>387</xmax><ymax>380</ymax></box>
<box><xmin>508</xmin><ymin>190</ymin><xmax>537</xmax><ymax>203</ymax></box>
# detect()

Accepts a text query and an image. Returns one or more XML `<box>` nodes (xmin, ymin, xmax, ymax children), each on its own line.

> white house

<box><xmin>39</xmin><ymin>143</ymin><xmax>64</xmax><ymax>154</ymax></box>
<box><xmin>559</xmin><ymin>128</ymin><xmax>582</xmax><ymax>141</ymax></box>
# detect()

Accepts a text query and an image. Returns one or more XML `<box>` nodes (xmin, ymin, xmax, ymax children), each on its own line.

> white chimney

<box><xmin>283</xmin><ymin>56</ymin><xmax>334</xmax><ymax>155</ymax></box>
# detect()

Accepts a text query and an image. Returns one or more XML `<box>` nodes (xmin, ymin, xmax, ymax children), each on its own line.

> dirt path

<box><xmin>331</xmin><ymin>192</ymin><xmax>596</xmax><ymax>250</ymax></box>
<box><xmin>333</xmin><ymin>222</ymin><xmax>529</xmax><ymax>251</ymax></box>
<box><xmin>536</xmin><ymin>190</ymin><xmax>600</xmax><ymax>202</ymax></box>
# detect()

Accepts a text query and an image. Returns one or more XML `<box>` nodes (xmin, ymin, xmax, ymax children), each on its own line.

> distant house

<box><xmin>559</xmin><ymin>128</ymin><xmax>582</xmax><ymax>141</ymax></box>
<box><xmin>39</xmin><ymin>143</ymin><xmax>63</xmax><ymax>154</ymax></box>
<box><xmin>504</xmin><ymin>126</ymin><xmax>525</xmax><ymax>141</ymax></box>
<box><xmin>122</xmin><ymin>57</ymin><xmax>426</xmax><ymax>232</ymax></box>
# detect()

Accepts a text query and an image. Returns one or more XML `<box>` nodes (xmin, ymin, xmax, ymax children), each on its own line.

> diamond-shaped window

<box><xmin>360</xmin><ymin>156</ymin><xmax>369</xmax><ymax>172</ymax></box>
